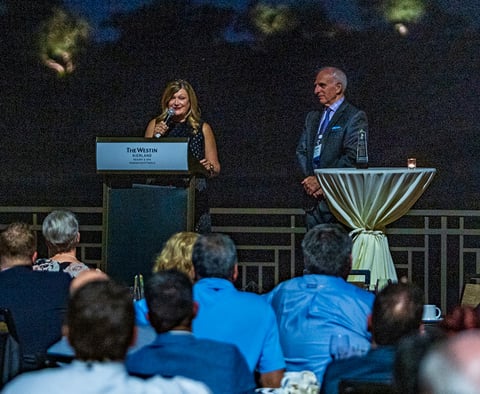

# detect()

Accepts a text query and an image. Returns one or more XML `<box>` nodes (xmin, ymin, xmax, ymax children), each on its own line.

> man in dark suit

<box><xmin>126</xmin><ymin>269</ymin><xmax>256</xmax><ymax>394</ymax></box>
<box><xmin>320</xmin><ymin>282</ymin><xmax>424</xmax><ymax>394</ymax></box>
<box><xmin>0</xmin><ymin>222</ymin><xmax>71</xmax><ymax>371</ymax></box>
<box><xmin>296</xmin><ymin>66</ymin><xmax>368</xmax><ymax>229</ymax></box>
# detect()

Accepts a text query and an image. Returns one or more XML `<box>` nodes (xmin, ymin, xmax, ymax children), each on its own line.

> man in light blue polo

<box><xmin>265</xmin><ymin>224</ymin><xmax>374</xmax><ymax>386</ymax></box>
<box><xmin>192</xmin><ymin>233</ymin><xmax>285</xmax><ymax>389</ymax></box>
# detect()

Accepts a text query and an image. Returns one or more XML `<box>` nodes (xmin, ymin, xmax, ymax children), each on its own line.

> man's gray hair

<box><xmin>302</xmin><ymin>224</ymin><xmax>352</xmax><ymax>278</ymax></box>
<box><xmin>192</xmin><ymin>233</ymin><xmax>237</xmax><ymax>280</ymax></box>
<box><xmin>317</xmin><ymin>66</ymin><xmax>348</xmax><ymax>91</ymax></box>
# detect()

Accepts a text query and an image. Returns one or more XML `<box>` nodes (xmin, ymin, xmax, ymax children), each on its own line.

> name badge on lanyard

<box><xmin>313</xmin><ymin>140</ymin><xmax>322</xmax><ymax>166</ymax></box>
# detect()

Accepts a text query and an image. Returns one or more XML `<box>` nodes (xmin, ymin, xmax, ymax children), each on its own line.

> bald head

<box><xmin>318</xmin><ymin>67</ymin><xmax>347</xmax><ymax>90</ymax></box>
<box><xmin>313</xmin><ymin>67</ymin><xmax>347</xmax><ymax>107</ymax></box>
<box><xmin>70</xmin><ymin>269</ymin><xmax>109</xmax><ymax>295</ymax></box>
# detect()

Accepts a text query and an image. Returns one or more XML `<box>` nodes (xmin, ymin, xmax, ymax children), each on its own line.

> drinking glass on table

<box><xmin>329</xmin><ymin>334</ymin><xmax>350</xmax><ymax>360</ymax></box>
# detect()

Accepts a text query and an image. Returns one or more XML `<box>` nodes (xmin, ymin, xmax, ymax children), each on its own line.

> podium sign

<box><xmin>96</xmin><ymin>137</ymin><xmax>191</xmax><ymax>173</ymax></box>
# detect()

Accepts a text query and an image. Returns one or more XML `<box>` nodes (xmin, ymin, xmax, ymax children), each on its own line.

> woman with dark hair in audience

<box><xmin>145</xmin><ymin>79</ymin><xmax>220</xmax><ymax>234</ymax></box>
<box><xmin>33</xmin><ymin>210</ymin><xmax>90</xmax><ymax>278</ymax></box>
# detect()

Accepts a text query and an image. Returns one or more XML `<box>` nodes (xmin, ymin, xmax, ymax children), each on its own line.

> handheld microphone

<box><xmin>164</xmin><ymin>107</ymin><xmax>175</xmax><ymax>126</ymax></box>
<box><xmin>154</xmin><ymin>108</ymin><xmax>176</xmax><ymax>138</ymax></box>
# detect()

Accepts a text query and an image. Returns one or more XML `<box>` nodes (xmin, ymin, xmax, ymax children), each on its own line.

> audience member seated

<box><xmin>151</xmin><ymin>232</ymin><xmax>199</xmax><ymax>279</ymax></box>
<box><xmin>393</xmin><ymin>330</ymin><xmax>446</xmax><ymax>394</ymax></box>
<box><xmin>69</xmin><ymin>268</ymin><xmax>109</xmax><ymax>295</ymax></box>
<box><xmin>46</xmin><ymin>269</ymin><xmax>155</xmax><ymax>363</ymax></box>
<box><xmin>2</xmin><ymin>280</ymin><xmax>211</xmax><ymax>394</ymax></box>
<box><xmin>265</xmin><ymin>224</ymin><xmax>374</xmax><ymax>385</ymax></box>
<box><xmin>320</xmin><ymin>282</ymin><xmax>424</xmax><ymax>394</ymax></box>
<box><xmin>419</xmin><ymin>330</ymin><xmax>480</xmax><ymax>394</ymax></box>
<box><xmin>0</xmin><ymin>222</ymin><xmax>71</xmax><ymax>372</ymax></box>
<box><xmin>33</xmin><ymin>210</ymin><xmax>90</xmax><ymax>277</ymax></box>
<box><xmin>135</xmin><ymin>231</ymin><xmax>199</xmax><ymax>325</ymax></box>
<box><xmin>126</xmin><ymin>269</ymin><xmax>256</xmax><ymax>394</ymax></box>
<box><xmin>192</xmin><ymin>233</ymin><xmax>286</xmax><ymax>388</ymax></box>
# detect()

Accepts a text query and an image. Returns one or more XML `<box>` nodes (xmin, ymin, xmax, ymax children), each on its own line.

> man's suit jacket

<box><xmin>0</xmin><ymin>266</ymin><xmax>71</xmax><ymax>366</ymax></box>
<box><xmin>296</xmin><ymin>100</ymin><xmax>368</xmax><ymax>215</ymax></box>
<box><xmin>296</xmin><ymin>100</ymin><xmax>368</xmax><ymax>178</ymax></box>
<box><xmin>126</xmin><ymin>331</ymin><xmax>256</xmax><ymax>394</ymax></box>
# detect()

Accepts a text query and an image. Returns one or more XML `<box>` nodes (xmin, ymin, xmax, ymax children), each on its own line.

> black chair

<box><xmin>0</xmin><ymin>308</ymin><xmax>22</xmax><ymax>388</ymax></box>
<box><xmin>339</xmin><ymin>379</ymin><xmax>395</xmax><ymax>394</ymax></box>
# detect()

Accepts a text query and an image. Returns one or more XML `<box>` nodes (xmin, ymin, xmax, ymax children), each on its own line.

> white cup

<box><xmin>423</xmin><ymin>304</ymin><xmax>441</xmax><ymax>321</ymax></box>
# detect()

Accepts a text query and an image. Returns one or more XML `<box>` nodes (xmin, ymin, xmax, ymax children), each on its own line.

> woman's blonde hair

<box><xmin>157</xmin><ymin>79</ymin><xmax>201</xmax><ymax>133</ymax></box>
<box><xmin>152</xmin><ymin>232</ymin><xmax>199</xmax><ymax>279</ymax></box>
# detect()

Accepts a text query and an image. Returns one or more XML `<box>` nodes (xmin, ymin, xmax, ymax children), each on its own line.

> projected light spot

<box><xmin>38</xmin><ymin>8</ymin><xmax>90</xmax><ymax>76</ymax></box>
<box><xmin>384</xmin><ymin>0</ymin><xmax>425</xmax><ymax>23</ymax></box>
<box><xmin>251</xmin><ymin>3</ymin><xmax>298</xmax><ymax>35</ymax></box>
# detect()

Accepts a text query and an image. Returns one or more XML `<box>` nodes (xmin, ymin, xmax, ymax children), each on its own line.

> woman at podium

<box><xmin>145</xmin><ymin>79</ymin><xmax>220</xmax><ymax>233</ymax></box>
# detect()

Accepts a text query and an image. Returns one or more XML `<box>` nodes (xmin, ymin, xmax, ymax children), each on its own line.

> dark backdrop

<box><xmin>1</xmin><ymin>2</ymin><xmax>479</xmax><ymax>211</ymax></box>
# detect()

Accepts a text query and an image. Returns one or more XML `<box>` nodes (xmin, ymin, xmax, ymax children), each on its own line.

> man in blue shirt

<box><xmin>191</xmin><ymin>233</ymin><xmax>286</xmax><ymax>388</ymax></box>
<box><xmin>320</xmin><ymin>282</ymin><xmax>424</xmax><ymax>394</ymax></box>
<box><xmin>126</xmin><ymin>269</ymin><xmax>256</xmax><ymax>394</ymax></box>
<box><xmin>265</xmin><ymin>224</ymin><xmax>374</xmax><ymax>385</ymax></box>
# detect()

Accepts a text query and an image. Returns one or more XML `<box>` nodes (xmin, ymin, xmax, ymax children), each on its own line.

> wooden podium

<box><xmin>96</xmin><ymin>137</ymin><xmax>206</xmax><ymax>285</ymax></box>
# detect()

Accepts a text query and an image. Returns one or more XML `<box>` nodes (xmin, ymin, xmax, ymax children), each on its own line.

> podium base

<box><xmin>105</xmin><ymin>186</ymin><xmax>188</xmax><ymax>286</ymax></box>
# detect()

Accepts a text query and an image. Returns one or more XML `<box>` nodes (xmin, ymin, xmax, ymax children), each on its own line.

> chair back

<box><xmin>0</xmin><ymin>308</ymin><xmax>22</xmax><ymax>388</ymax></box>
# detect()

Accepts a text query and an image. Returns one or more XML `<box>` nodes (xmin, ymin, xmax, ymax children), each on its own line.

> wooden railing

<box><xmin>1</xmin><ymin>206</ymin><xmax>479</xmax><ymax>312</ymax></box>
